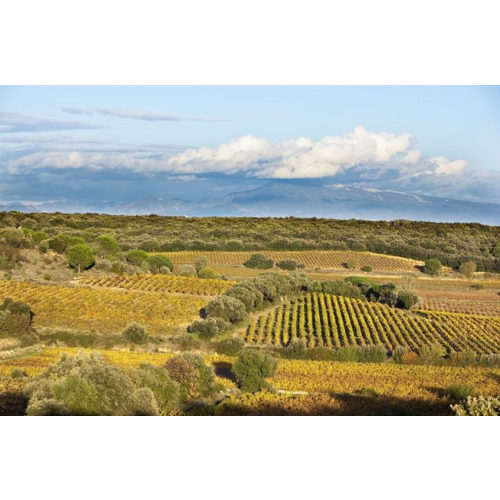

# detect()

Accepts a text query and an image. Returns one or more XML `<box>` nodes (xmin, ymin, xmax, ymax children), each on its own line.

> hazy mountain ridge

<box><xmin>1</xmin><ymin>182</ymin><xmax>500</xmax><ymax>224</ymax></box>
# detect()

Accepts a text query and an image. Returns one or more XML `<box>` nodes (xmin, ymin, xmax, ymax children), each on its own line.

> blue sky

<box><xmin>1</xmin><ymin>86</ymin><xmax>499</xmax><ymax>204</ymax></box>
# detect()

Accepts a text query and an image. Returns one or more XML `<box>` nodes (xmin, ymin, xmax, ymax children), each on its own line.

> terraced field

<box><xmin>157</xmin><ymin>250</ymin><xmax>422</xmax><ymax>272</ymax></box>
<box><xmin>244</xmin><ymin>293</ymin><xmax>500</xmax><ymax>354</ymax></box>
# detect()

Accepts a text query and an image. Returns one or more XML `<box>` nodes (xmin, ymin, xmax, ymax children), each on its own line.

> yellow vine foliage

<box><xmin>0</xmin><ymin>280</ymin><xmax>207</xmax><ymax>335</ymax></box>
<box><xmin>244</xmin><ymin>293</ymin><xmax>500</xmax><ymax>354</ymax></box>
<box><xmin>154</xmin><ymin>250</ymin><xmax>421</xmax><ymax>272</ymax></box>
<box><xmin>81</xmin><ymin>273</ymin><xmax>235</xmax><ymax>296</ymax></box>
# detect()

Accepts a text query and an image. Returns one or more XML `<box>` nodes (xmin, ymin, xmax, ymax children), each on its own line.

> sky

<box><xmin>1</xmin><ymin>85</ymin><xmax>499</xmax><ymax>205</ymax></box>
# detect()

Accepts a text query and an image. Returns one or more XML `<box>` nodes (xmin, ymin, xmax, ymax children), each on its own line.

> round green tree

<box><xmin>232</xmin><ymin>350</ymin><xmax>279</xmax><ymax>393</ymax></box>
<box><xmin>67</xmin><ymin>244</ymin><xmax>95</xmax><ymax>273</ymax></box>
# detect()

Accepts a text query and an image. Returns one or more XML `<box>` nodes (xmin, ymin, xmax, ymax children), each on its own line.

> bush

<box><xmin>205</xmin><ymin>296</ymin><xmax>247</xmax><ymax>323</ymax></box>
<box><xmin>419</xmin><ymin>344</ymin><xmax>446</xmax><ymax>365</ymax></box>
<box><xmin>244</xmin><ymin>253</ymin><xmax>274</xmax><ymax>269</ymax></box>
<box><xmin>123</xmin><ymin>322</ymin><xmax>149</xmax><ymax>344</ymax></box>
<box><xmin>165</xmin><ymin>353</ymin><xmax>220</xmax><ymax>400</ymax></box>
<box><xmin>48</xmin><ymin>237</ymin><xmax>67</xmax><ymax>254</ymax></box>
<box><xmin>423</xmin><ymin>259</ymin><xmax>442</xmax><ymax>276</ymax></box>
<box><xmin>277</xmin><ymin>259</ymin><xmax>297</xmax><ymax>271</ymax></box>
<box><xmin>189</xmin><ymin>317</ymin><xmax>228</xmax><ymax>339</ymax></box>
<box><xmin>19</xmin><ymin>331</ymin><xmax>39</xmax><ymax>347</ymax></box>
<box><xmin>444</xmin><ymin>384</ymin><xmax>474</xmax><ymax>401</ymax></box>
<box><xmin>336</xmin><ymin>346</ymin><xmax>360</xmax><ymax>362</ymax></box>
<box><xmin>345</xmin><ymin>259</ymin><xmax>359</xmax><ymax>269</ymax></box>
<box><xmin>216</xmin><ymin>337</ymin><xmax>245</xmax><ymax>356</ymax></box>
<box><xmin>193</xmin><ymin>257</ymin><xmax>209</xmax><ymax>274</ymax></box>
<box><xmin>226</xmin><ymin>239</ymin><xmax>244</xmax><ymax>251</ymax></box>
<box><xmin>127</xmin><ymin>250</ymin><xmax>148</xmax><ymax>266</ymax></box>
<box><xmin>471</xmin><ymin>283</ymin><xmax>485</xmax><ymax>290</ymax></box>
<box><xmin>282</xmin><ymin>340</ymin><xmax>308</xmax><ymax>359</ymax></box>
<box><xmin>450</xmin><ymin>350</ymin><xmax>477</xmax><ymax>366</ymax></box>
<box><xmin>134</xmin><ymin>363</ymin><xmax>179</xmax><ymax>413</ymax></box>
<box><xmin>147</xmin><ymin>255</ymin><xmax>174</xmax><ymax>273</ymax></box>
<box><xmin>178</xmin><ymin>264</ymin><xmax>196</xmax><ymax>277</ymax></box>
<box><xmin>0</xmin><ymin>228</ymin><xmax>31</xmax><ymax>248</ymax></box>
<box><xmin>232</xmin><ymin>350</ymin><xmax>279</xmax><ymax>393</ymax></box>
<box><xmin>175</xmin><ymin>333</ymin><xmax>201</xmax><ymax>352</ymax></box>
<box><xmin>401</xmin><ymin>351</ymin><xmax>419</xmax><ymax>365</ymax></box>
<box><xmin>26</xmin><ymin>351</ymin><xmax>159</xmax><ymax>416</ymax></box>
<box><xmin>0</xmin><ymin>298</ymin><xmax>33</xmax><ymax>335</ymax></box>
<box><xmin>451</xmin><ymin>396</ymin><xmax>500</xmax><ymax>416</ymax></box>
<box><xmin>198</xmin><ymin>267</ymin><xmax>220</xmax><ymax>279</ymax></box>
<box><xmin>392</xmin><ymin>345</ymin><xmax>409</xmax><ymax>364</ymax></box>
<box><xmin>67</xmin><ymin>244</ymin><xmax>95</xmax><ymax>272</ymax></box>
<box><xmin>11</xmin><ymin>368</ymin><xmax>27</xmax><ymax>379</ymax></box>
<box><xmin>459</xmin><ymin>261</ymin><xmax>477</xmax><ymax>278</ymax></box>
<box><xmin>396</xmin><ymin>291</ymin><xmax>419</xmax><ymax>310</ymax></box>
<box><xmin>96</xmin><ymin>234</ymin><xmax>121</xmax><ymax>257</ymax></box>
<box><xmin>358</xmin><ymin>344</ymin><xmax>387</xmax><ymax>363</ymax></box>
<box><xmin>315</xmin><ymin>280</ymin><xmax>364</xmax><ymax>299</ymax></box>
<box><xmin>361</xmin><ymin>266</ymin><xmax>373</xmax><ymax>273</ymax></box>
<box><xmin>224</xmin><ymin>286</ymin><xmax>259</xmax><ymax>312</ymax></box>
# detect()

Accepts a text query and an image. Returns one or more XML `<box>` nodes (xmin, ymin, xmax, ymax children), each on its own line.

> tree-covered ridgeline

<box><xmin>1</xmin><ymin>211</ymin><xmax>500</xmax><ymax>271</ymax></box>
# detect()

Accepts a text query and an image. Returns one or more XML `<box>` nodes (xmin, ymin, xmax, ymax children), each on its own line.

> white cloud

<box><xmin>431</xmin><ymin>156</ymin><xmax>467</xmax><ymax>175</ymax></box>
<box><xmin>5</xmin><ymin>126</ymin><xmax>470</xmax><ymax>184</ymax></box>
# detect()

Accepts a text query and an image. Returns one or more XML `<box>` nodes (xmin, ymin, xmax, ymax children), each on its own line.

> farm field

<box><xmin>2</xmin><ymin>348</ymin><xmax>500</xmax><ymax>416</ymax></box>
<box><xmin>159</xmin><ymin>250</ymin><xmax>423</xmax><ymax>272</ymax></box>
<box><xmin>0</xmin><ymin>280</ymin><xmax>207</xmax><ymax>335</ymax></box>
<box><xmin>81</xmin><ymin>273</ymin><xmax>234</xmax><ymax>296</ymax></box>
<box><xmin>244</xmin><ymin>293</ymin><xmax>500</xmax><ymax>353</ymax></box>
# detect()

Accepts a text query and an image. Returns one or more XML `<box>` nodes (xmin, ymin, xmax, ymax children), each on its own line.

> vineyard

<box><xmin>157</xmin><ymin>250</ymin><xmax>422</xmax><ymax>272</ymax></box>
<box><xmin>81</xmin><ymin>274</ymin><xmax>234</xmax><ymax>296</ymax></box>
<box><xmin>417</xmin><ymin>298</ymin><xmax>500</xmax><ymax>317</ymax></box>
<box><xmin>2</xmin><ymin>348</ymin><xmax>500</xmax><ymax>415</ymax></box>
<box><xmin>0</xmin><ymin>280</ymin><xmax>207</xmax><ymax>335</ymax></box>
<box><xmin>244</xmin><ymin>293</ymin><xmax>500</xmax><ymax>354</ymax></box>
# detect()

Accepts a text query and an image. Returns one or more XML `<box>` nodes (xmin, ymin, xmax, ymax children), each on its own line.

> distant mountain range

<box><xmin>2</xmin><ymin>182</ymin><xmax>500</xmax><ymax>225</ymax></box>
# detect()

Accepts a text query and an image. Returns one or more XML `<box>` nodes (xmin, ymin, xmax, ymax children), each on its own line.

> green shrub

<box><xmin>361</xmin><ymin>266</ymin><xmax>373</xmax><ymax>273</ymax></box>
<box><xmin>216</xmin><ymin>338</ymin><xmax>245</xmax><ymax>356</ymax></box>
<box><xmin>396</xmin><ymin>291</ymin><xmax>419</xmax><ymax>309</ymax></box>
<box><xmin>205</xmin><ymin>296</ymin><xmax>247</xmax><ymax>323</ymax></box>
<box><xmin>423</xmin><ymin>259</ymin><xmax>442</xmax><ymax>276</ymax></box>
<box><xmin>232</xmin><ymin>350</ymin><xmax>279</xmax><ymax>393</ymax></box>
<box><xmin>96</xmin><ymin>234</ymin><xmax>121</xmax><ymax>257</ymax></box>
<box><xmin>392</xmin><ymin>345</ymin><xmax>409</xmax><ymax>364</ymax></box>
<box><xmin>19</xmin><ymin>331</ymin><xmax>39</xmax><ymax>347</ymax></box>
<box><xmin>127</xmin><ymin>249</ymin><xmax>148</xmax><ymax>266</ymax></box>
<box><xmin>444</xmin><ymin>384</ymin><xmax>474</xmax><ymax>401</ymax></box>
<box><xmin>244</xmin><ymin>253</ymin><xmax>274</xmax><ymax>269</ymax></box>
<box><xmin>193</xmin><ymin>257</ymin><xmax>209</xmax><ymax>274</ymax></box>
<box><xmin>134</xmin><ymin>363</ymin><xmax>179</xmax><ymax>413</ymax></box>
<box><xmin>358</xmin><ymin>344</ymin><xmax>387</xmax><ymax>363</ymax></box>
<box><xmin>277</xmin><ymin>259</ymin><xmax>297</xmax><ymax>271</ymax></box>
<box><xmin>419</xmin><ymin>344</ymin><xmax>446</xmax><ymax>365</ymax></box>
<box><xmin>26</xmin><ymin>350</ymin><xmax>159</xmax><ymax>416</ymax></box>
<box><xmin>165</xmin><ymin>353</ymin><xmax>220</xmax><ymax>400</ymax></box>
<box><xmin>189</xmin><ymin>317</ymin><xmax>228</xmax><ymax>339</ymax></box>
<box><xmin>147</xmin><ymin>254</ymin><xmax>174</xmax><ymax>273</ymax></box>
<box><xmin>123</xmin><ymin>322</ymin><xmax>149</xmax><ymax>344</ymax></box>
<box><xmin>198</xmin><ymin>266</ymin><xmax>220</xmax><ymax>279</ymax></box>
<box><xmin>178</xmin><ymin>264</ymin><xmax>196</xmax><ymax>277</ymax></box>
<box><xmin>11</xmin><ymin>368</ymin><xmax>27</xmax><ymax>379</ymax></box>
<box><xmin>0</xmin><ymin>298</ymin><xmax>33</xmax><ymax>335</ymax></box>
<box><xmin>459</xmin><ymin>261</ymin><xmax>477</xmax><ymax>278</ymax></box>
<box><xmin>450</xmin><ymin>350</ymin><xmax>477</xmax><ymax>366</ymax></box>
<box><xmin>175</xmin><ymin>333</ymin><xmax>201</xmax><ymax>352</ymax></box>
<box><xmin>282</xmin><ymin>340</ymin><xmax>308</xmax><ymax>359</ymax></box>
<box><xmin>67</xmin><ymin>244</ymin><xmax>95</xmax><ymax>272</ymax></box>
<box><xmin>336</xmin><ymin>346</ymin><xmax>360</xmax><ymax>362</ymax></box>
<box><xmin>451</xmin><ymin>396</ymin><xmax>500</xmax><ymax>416</ymax></box>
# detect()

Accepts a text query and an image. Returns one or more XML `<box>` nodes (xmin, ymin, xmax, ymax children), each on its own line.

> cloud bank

<box><xmin>2</xmin><ymin>126</ymin><xmax>499</xmax><ymax>204</ymax></box>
